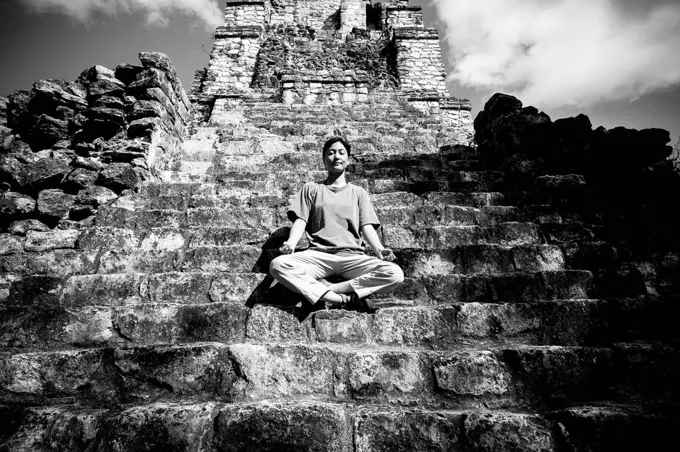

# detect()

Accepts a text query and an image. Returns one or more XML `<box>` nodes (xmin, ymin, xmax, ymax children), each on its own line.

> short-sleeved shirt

<box><xmin>288</xmin><ymin>182</ymin><xmax>380</xmax><ymax>254</ymax></box>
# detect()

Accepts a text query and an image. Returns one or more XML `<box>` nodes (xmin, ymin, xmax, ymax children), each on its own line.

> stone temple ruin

<box><xmin>1</xmin><ymin>0</ymin><xmax>680</xmax><ymax>450</ymax></box>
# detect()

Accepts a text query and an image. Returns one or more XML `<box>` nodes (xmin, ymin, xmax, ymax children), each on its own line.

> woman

<box><xmin>269</xmin><ymin>136</ymin><xmax>404</xmax><ymax>311</ymax></box>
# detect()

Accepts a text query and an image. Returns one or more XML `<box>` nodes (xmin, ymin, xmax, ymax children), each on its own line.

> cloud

<box><xmin>18</xmin><ymin>0</ymin><xmax>223</xmax><ymax>30</ymax></box>
<box><xmin>430</xmin><ymin>0</ymin><xmax>680</xmax><ymax>107</ymax></box>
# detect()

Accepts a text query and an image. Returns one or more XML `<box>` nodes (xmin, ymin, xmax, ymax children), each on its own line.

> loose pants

<box><xmin>269</xmin><ymin>249</ymin><xmax>404</xmax><ymax>305</ymax></box>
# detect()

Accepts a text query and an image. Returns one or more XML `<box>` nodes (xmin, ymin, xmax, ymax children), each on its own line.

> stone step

<box><xmin>3</xmin><ymin>298</ymin><xmax>676</xmax><ymax>352</ymax></box>
<box><xmin>1</xmin><ymin>342</ymin><xmax>677</xmax><ymax>409</ymax></box>
<box><xmin>5</xmin><ymin>402</ymin><xmax>674</xmax><ymax>452</ymax></box>
<box><xmin>3</xmin><ymin>265</ymin><xmax>591</xmax><ymax>309</ymax></box>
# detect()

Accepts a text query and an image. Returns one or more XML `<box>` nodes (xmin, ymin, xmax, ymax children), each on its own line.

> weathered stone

<box><xmin>98</xmin><ymin>403</ymin><xmax>217</xmax><ymax>452</ymax></box>
<box><xmin>60</xmin><ymin>274</ymin><xmax>146</xmax><ymax>307</ymax></box>
<box><xmin>96</xmin><ymin>162</ymin><xmax>141</xmax><ymax>193</ymax></box>
<box><xmin>37</xmin><ymin>189</ymin><xmax>77</xmax><ymax>221</ymax></box>
<box><xmin>246</xmin><ymin>305</ymin><xmax>310</xmax><ymax>342</ymax></box>
<box><xmin>354</xmin><ymin>409</ymin><xmax>463</xmax><ymax>452</ymax></box>
<box><xmin>75</xmin><ymin>185</ymin><xmax>118</xmax><ymax>208</ymax></box>
<box><xmin>29</xmin><ymin>114</ymin><xmax>69</xmax><ymax>150</ymax></box>
<box><xmin>114</xmin><ymin>63</ymin><xmax>145</xmax><ymax>86</ymax></box>
<box><xmin>8</xmin><ymin>219</ymin><xmax>49</xmax><ymax>235</ymax></box>
<box><xmin>24</xmin><ymin>229</ymin><xmax>78</xmax><ymax>252</ymax></box>
<box><xmin>127</xmin><ymin>117</ymin><xmax>161</xmax><ymax>138</ymax></box>
<box><xmin>0</xmin><ymin>349</ymin><xmax>113</xmax><ymax>403</ymax></box>
<box><xmin>313</xmin><ymin>309</ymin><xmax>370</xmax><ymax>344</ymax></box>
<box><xmin>0</xmin><ymin>406</ymin><xmax>105</xmax><ymax>452</ymax></box>
<box><xmin>214</xmin><ymin>402</ymin><xmax>351</xmax><ymax>452</ymax></box>
<box><xmin>113</xmin><ymin>343</ymin><xmax>237</xmax><ymax>399</ymax></box>
<box><xmin>139</xmin><ymin>52</ymin><xmax>178</xmax><ymax>83</ymax></box>
<box><xmin>113</xmin><ymin>302</ymin><xmax>248</xmax><ymax>345</ymax></box>
<box><xmin>464</xmin><ymin>412</ymin><xmax>555</xmax><ymax>452</ymax></box>
<box><xmin>433</xmin><ymin>352</ymin><xmax>511</xmax><ymax>396</ymax></box>
<box><xmin>6</xmin><ymin>90</ymin><xmax>34</xmax><ymax>134</ymax></box>
<box><xmin>0</xmin><ymin>192</ymin><xmax>36</xmax><ymax>216</ymax></box>
<box><xmin>1</xmin><ymin>148</ymin><xmax>72</xmax><ymax>193</ymax></box>
<box><xmin>228</xmin><ymin>344</ymin><xmax>337</xmax><ymax>399</ymax></box>
<box><xmin>0</xmin><ymin>234</ymin><xmax>24</xmax><ymax>255</ymax></box>
<box><xmin>347</xmin><ymin>351</ymin><xmax>427</xmax><ymax>399</ymax></box>
<box><xmin>77</xmin><ymin>65</ymin><xmax>126</xmax><ymax>101</ymax></box>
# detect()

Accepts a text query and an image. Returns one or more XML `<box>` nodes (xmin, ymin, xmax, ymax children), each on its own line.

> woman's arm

<box><xmin>279</xmin><ymin>218</ymin><xmax>307</xmax><ymax>254</ymax></box>
<box><xmin>361</xmin><ymin>224</ymin><xmax>396</xmax><ymax>261</ymax></box>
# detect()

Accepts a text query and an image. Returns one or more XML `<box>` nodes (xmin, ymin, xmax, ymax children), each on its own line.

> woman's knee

<box><xmin>269</xmin><ymin>255</ymin><xmax>291</xmax><ymax>277</ymax></box>
<box><xmin>383</xmin><ymin>262</ymin><xmax>404</xmax><ymax>285</ymax></box>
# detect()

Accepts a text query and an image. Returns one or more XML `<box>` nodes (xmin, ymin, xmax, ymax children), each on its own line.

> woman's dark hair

<box><xmin>322</xmin><ymin>136</ymin><xmax>351</xmax><ymax>157</ymax></box>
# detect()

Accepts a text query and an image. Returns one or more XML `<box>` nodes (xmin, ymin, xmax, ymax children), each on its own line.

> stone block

<box><xmin>98</xmin><ymin>249</ymin><xmax>177</xmax><ymax>274</ymax></box>
<box><xmin>114</xmin><ymin>343</ymin><xmax>237</xmax><ymax>400</ymax></box>
<box><xmin>99</xmin><ymin>402</ymin><xmax>217</xmax><ymax>452</ymax></box>
<box><xmin>0</xmin><ymin>406</ymin><xmax>105</xmax><ymax>452</ymax></box>
<box><xmin>0</xmin><ymin>192</ymin><xmax>36</xmax><ymax>216</ymax></box>
<box><xmin>227</xmin><ymin>344</ymin><xmax>338</xmax><ymax>399</ymax></box>
<box><xmin>60</xmin><ymin>274</ymin><xmax>147</xmax><ymax>307</ymax></box>
<box><xmin>113</xmin><ymin>302</ymin><xmax>247</xmax><ymax>345</ymax></box>
<box><xmin>246</xmin><ymin>305</ymin><xmax>310</xmax><ymax>343</ymax></box>
<box><xmin>347</xmin><ymin>351</ymin><xmax>428</xmax><ymax>400</ymax></box>
<box><xmin>214</xmin><ymin>402</ymin><xmax>351</xmax><ymax>452</ymax></box>
<box><xmin>0</xmin><ymin>234</ymin><xmax>23</xmax><ymax>255</ymax></box>
<box><xmin>0</xmin><ymin>349</ymin><xmax>114</xmax><ymax>403</ymax></box>
<box><xmin>464</xmin><ymin>412</ymin><xmax>555</xmax><ymax>452</ymax></box>
<box><xmin>8</xmin><ymin>219</ymin><xmax>49</xmax><ymax>236</ymax></box>
<box><xmin>313</xmin><ymin>309</ymin><xmax>370</xmax><ymax>344</ymax></box>
<box><xmin>37</xmin><ymin>189</ymin><xmax>77</xmax><ymax>221</ymax></box>
<box><xmin>354</xmin><ymin>409</ymin><xmax>463</xmax><ymax>452</ymax></box>
<box><xmin>433</xmin><ymin>351</ymin><xmax>511</xmax><ymax>396</ymax></box>
<box><xmin>24</xmin><ymin>229</ymin><xmax>78</xmax><ymax>252</ymax></box>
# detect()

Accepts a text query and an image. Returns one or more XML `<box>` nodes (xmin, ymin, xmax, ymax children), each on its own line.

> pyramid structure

<box><xmin>1</xmin><ymin>1</ymin><xmax>679</xmax><ymax>450</ymax></box>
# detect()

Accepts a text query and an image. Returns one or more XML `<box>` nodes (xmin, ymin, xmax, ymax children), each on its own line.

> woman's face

<box><xmin>323</xmin><ymin>141</ymin><xmax>350</xmax><ymax>174</ymax></box>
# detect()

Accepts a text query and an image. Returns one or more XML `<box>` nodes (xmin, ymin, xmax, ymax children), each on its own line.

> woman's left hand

<box><xmin>378</xmin><ymin>248</ymin><xmax>396</xmax><ymax>262</ymax></box>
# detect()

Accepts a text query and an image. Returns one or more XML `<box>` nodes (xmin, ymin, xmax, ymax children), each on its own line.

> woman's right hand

<box><xmin>279</xmin><ymin>241</ymin><xmax>295</xmax><ymax>254</ymax></box>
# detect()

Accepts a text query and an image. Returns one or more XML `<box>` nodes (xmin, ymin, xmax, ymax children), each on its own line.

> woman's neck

<box><xmin>325</xmin><ymin>171</ymin><xmax>347</xmax><ymax>187</ymax></box>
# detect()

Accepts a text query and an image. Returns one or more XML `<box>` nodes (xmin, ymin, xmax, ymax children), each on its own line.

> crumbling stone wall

<box><xmin>0</xmin><ymin>52</ymin><xmax>190</xmax><ymax>231</ymax></box>
<box><xmin>475</xmin><ymin>93</ymin><xmax>680</xmax><ymax>296</ymax></box>
<box><xmin>224</xmin><ymin>0</ymin><xmax>267</xmax><ymax>27</ymax></box>
<box><xmin>386</xmin><ymin>6</ymin><xmax>423</xmax><ymax>28</ymax></box>
<box><xmin>395</xmin><ymin>28</ymin><xmax>448</xmax><ymax>96</ymax></box>
<box><xmin>202</xmin><ymin>27</ymin><xmax>262</xmax><ymax>97</ymax></box>
<box><xmin>252</xmin><ymin>25</ymin><xmax>398</xmax><ymax>93</ymax></box>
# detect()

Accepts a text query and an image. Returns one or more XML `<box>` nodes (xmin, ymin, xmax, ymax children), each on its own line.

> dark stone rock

<box><xmin>96</xmin><ymin>403</ymin><xmax>216</xmax><ymax>452</ymax></box>
<box><xmin>62</xmin><ymin>167</ymin><xmax>99</xmax><ymax>191</ymax></box>
<box><xmin>464</xmin><ymin>412</ymin><xmax>555</xmax><ymax>452</ymax></box>
<box><xmin>37</xmin><ymin>188</ymin><xmax>77</xmax><ymax>222</ymax></box>
<box><xmin>127</xmin><ymin>100</ymin><xmax>166</xmax><ymax>121</ymax></box>
<box><xmin>127</xmin><ymin>117</ymin><xmax>161</xmax><ymax>138</ymax></box>
<box><xmin>79</xmin><ymin>107</ymin><xmax>127</xmax><ymax>141</ymax></box>
<box><xmin>29</xmin><ymin>114</ymin><xmax>69</xmax><ymax>150</ymax></box>
<box><xmin>28</xmin><ymin>80</ymin><xmax>88</xmax><ymax>117</ymax></box>
<box><xmin>75</xmin><ymin>185</ymin><xmax>118</xmax><ymax>208</ymax></box>
<box><xmin>214</xmin><ymin>402</ymin><xmax>351</xmax><ymax>452</ymax></box>
<box><xmin>93</xmin><ymin>95</ymin><xmax>125</xmax><ymax>110</ymax></box>
<box><xmin>7</xmin><ymin>275</ymin><xmax>66</xmax><ymax>307</ymax></box>
<box><xmin>139</xmin><ymin>52</ymin><xmax>178</xmax><ymax>82</ymax></box>
<box><xmin>8</xmin><ymin>219</ymin><xmax>49</xmax><ymax>235</ymax></box>
<box><xmin>0</xmin><ymin>192</ymin><xmax>36</xmax><ymax>216</ymax></box>
<box><xmin>96</xmin><ymin>163</ymin><xmax>141</xmax><ymax>193</ymax></box>
<box><xmin>0</xmin><ymin>96</ymin><xmax>7</xmax><ymax>124</ymax></box>
<box><xmin>6</xmin><ymin>90</ymin><xmax>35</xmax><ymax>135</ymax></box>
<box><xmin>77</xmin><ymin>65</ymin><xmax>126</xmax><ymax>101</ymax></box>
<box><xmin>114</xmin><ymin>63</ymin><xmax>145</xmax><ymax>86</ymax></box>
<box><xmin>355</xmin><ymin>409</ymin><xmax>463</xmax><ymax>452</ymax></box>
<box><xmin>0</xmin><ymin>149</ymin><xmax>72</xmax><ymax>194</ymax></box>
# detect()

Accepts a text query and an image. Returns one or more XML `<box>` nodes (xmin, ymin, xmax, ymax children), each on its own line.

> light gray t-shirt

<box><xmin>288</xmin><ymin>182</ymin><xmax>380</xmax><ymax>254</ymax></box>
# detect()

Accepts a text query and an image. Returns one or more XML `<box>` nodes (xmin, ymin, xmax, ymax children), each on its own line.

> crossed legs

<box><xmin>269</xmin><ymin>249</ymin><xmax>404</xmax><ymax>306</ymax></box>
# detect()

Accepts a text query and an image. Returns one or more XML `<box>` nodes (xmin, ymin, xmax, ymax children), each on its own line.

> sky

<box><xmin>1</xmin><ymin>0</ymin><xmax>679</xmax><ymax>141</ymax></box>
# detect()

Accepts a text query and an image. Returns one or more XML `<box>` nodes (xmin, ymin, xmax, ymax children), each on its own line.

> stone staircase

<box><xmin>2</xmin><ymin>102</ymin><xmax>679</xmax><ymax>451</ymax></box>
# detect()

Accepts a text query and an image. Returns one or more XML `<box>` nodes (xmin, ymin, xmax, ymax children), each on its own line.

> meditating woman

<box><xmin>269</xmin><ymin>136</ymin><xmax>404</xmax><ymax>311</ymax></box>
